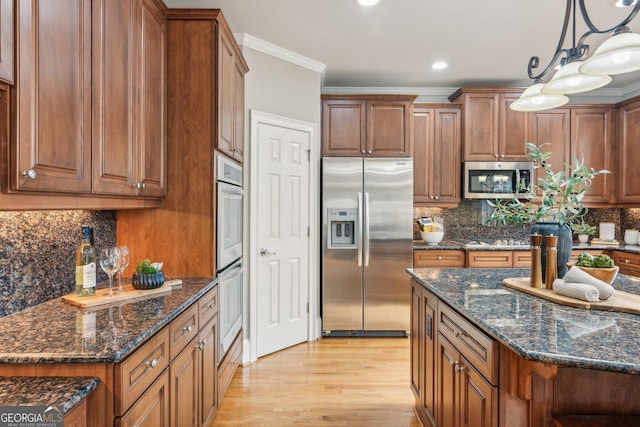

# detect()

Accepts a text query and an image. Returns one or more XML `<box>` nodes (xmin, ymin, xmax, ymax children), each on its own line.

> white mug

<box><xmin>625</xmin><ymin>229</ymin><xmax>639</xmax><ymax>245</ymax></box>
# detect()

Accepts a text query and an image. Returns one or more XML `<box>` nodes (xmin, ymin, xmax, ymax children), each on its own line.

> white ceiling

<box><xmin>166</xmin><ymin>0</ymin><xmax>640</xmax><ymax>97</ymax></box>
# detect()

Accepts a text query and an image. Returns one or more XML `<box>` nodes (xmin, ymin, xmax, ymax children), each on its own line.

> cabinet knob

<box><xmin>453</xmin><ymin>330</ymin><xmax>461</xmax><ymax>337</ymax></box>
<box><xmin>145</xmin><ymin>358</ymin><xmax>158</xmax><ymax>369</ymax></box>
<box><xmin>429</xmin><ymin>196</ymin><xmax>434</xmax><ymax>200</ymax></box>
<box><xmin>21</xmin><ymin>169</ymin><xmax>37</xmax><ymax>179</ymax></box>
<box><xmin>494</xmin><ymin>154</ymin><xmax>498</xmax><ymax>158</ymax></box>
<box><xmin>455</xmin><ymin>362</ymin><xmax>465</xmax><ymax>373</ymax></box>
<box><xmin>434</xmin><ymin>196</ymin><xmax>439</xmax><ymax>200</ymax></box>
<box><xmin>437</xmin><ymin>256</ymin><xmax>442</xmax><ymax>261</ymax></box>
<box><xmin>208</xmin><ymin>302</ymin><xmax>216</xmax><ymax>309</ymax></box>
<box><xmin>500</xmin><ymin>154</ymin><xmax>505</xmax><ymax>158</ymax></box>
<box><xmin>367</xmin><ymin>150</ymin><xmax>372</xmax><ymax>154</ymax></box>
<box><xmin>133</xmin><ymin>182</ymin><xmax>147</xmax><ymax>189</ymax></box>
<box><xmin>361</xmin><ymin>149</ymin><xmax>365</xmax><ymax>154</ymax></box>
<box><xmin>626</xmin><ymin>259</ymin><xmax>631</xmax><ymax>264</ymax></box>
<box><xmin>183</xmin><ymin>324</ymin><xmax>193</xmax><ymax>333</ymax></box>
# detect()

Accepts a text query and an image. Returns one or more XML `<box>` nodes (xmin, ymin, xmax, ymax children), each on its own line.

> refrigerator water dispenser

<box><xmin>327</xmin><ymin>208</ymin><xmax>357</xmax><ymax>249</ymax></box>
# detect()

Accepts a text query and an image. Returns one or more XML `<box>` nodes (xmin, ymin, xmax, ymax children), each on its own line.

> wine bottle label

<box><xmin>82</xmin><ymin>262</ymin><xmax>97</xmax><ymax>289</ymax></box>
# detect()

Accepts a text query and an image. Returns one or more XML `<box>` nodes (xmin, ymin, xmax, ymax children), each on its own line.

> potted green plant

<box><xmin>132</xmin><ymin>259</ymin><xmax>165</xmax><ymax>289</ymax></box>
<box><xmin>570</xmin><ymin>221</ymin><xmax>597</xmax><ymax>243</ymax></box>
<box><xmin>486</xmin><ymin>142</ymin><xmax>609</xmax><ymax>278</ymax></box>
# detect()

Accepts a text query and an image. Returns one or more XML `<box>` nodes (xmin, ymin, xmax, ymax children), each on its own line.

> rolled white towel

<box><xmin>563</xmin><ymin>266</ymin><xmax>615</xmax><ymax>300</ymax></box>
<box><xmin>552</xmin><ymin>279</ymin><xmax>600</xmax><ymax>302</ymax></box>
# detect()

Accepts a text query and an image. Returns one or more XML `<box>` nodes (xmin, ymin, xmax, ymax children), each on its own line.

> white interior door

<box><xmin>255</xmin><ymin>116</ymin><xmax>311</xmax><ymax>358</ymax></box>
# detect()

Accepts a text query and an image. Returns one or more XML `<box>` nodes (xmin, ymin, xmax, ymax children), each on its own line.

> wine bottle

<box><xmin>75</xmin><ymin>225</ymin><xmax>97</xmax><ymax>296</ymax></box>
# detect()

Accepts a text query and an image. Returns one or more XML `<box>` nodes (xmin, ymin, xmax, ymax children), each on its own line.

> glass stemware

<box><xmin>117</xmin><ymin>246</ymin><xmax>130</xmax><ymax>293</ymax></box>
<box><xmin>99</xmin><ymin>247</ymin><xmax>121</xmax><ymax>296</ymax></box>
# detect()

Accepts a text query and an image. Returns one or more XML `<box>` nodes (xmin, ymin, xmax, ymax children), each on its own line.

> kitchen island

<box><xmin>0</xmin><ymin>277</ymin><xmax>218</xmax><ymax>427</ymax></box>
<box><xmin>408</xmin><ymin>267</ymin><xmax>640</xmax><ymax>427</ymax></box>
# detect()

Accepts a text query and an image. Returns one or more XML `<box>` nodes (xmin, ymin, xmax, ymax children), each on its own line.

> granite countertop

<box><xmin>0</xmin><ymin>277</ymin><xmax>216</xmax><ymax>364</ymax></box>
<box><xmin>0</xmin><ymin>376</ymin><xmax>100</xmax><ymax>414</ymax></box>
<box><xmin>408</xmin><ymin>267</ymin><xmax>640</xmax><ymax>375</ymax></box>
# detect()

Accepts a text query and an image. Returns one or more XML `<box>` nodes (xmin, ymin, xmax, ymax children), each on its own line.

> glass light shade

<box><xmin>541</xmin><ymin>61</ymin><xmax>612</xmax><ymax>95</ymax></box>
<box><xmin>510</xmin><ymin>83</ymin><xmax>569</xmax><ymax>112</ymax></box>
<box><xmin>579</xmin><ymin>32</ymin><xmax>640</xmax><ymax>75</ymax></box>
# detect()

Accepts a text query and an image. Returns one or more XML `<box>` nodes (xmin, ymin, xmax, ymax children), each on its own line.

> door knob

<box><xmin>260</xmin><ymin>248</ymin><xmax>276</xmax><ymax>256</ymax></box>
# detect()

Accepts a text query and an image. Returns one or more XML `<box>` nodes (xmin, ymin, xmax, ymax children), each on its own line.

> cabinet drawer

<box><xmin>513</xmin><ymin>251</ymin><xmax>531</xmax><ymax>268</ymax></box>
<box><xmin>169</xmin><ymin>303</ymin><xmax>199</xmax><ymax>361</ymax></box>
<box><xmin>414</xmin><ymin>250</ymin><xmax>465</xmax><ymax>267</ymax></box>
<box><xmin>218</xmin><ymin>330</ymin><xmax>242</xmax><ymax>404</ymax></box>
<box><xmin>117</xmin><ymin>369</ymin><xmax>170</xmax><ymax>427</ymax></box>
<box><xmin>611</xmin><ymin>251</ymin><xmax>640</xmax><ymax>276</ymax></box>
<box><xmin>437</xmin><ymin>303</ymin><xmax>498</xmax><ymax>385</ymax></box>
<box><xmin>199</xmin><ymin>286</ymin><xmax>218</xmax><ymax>327</ymax></box>
<box><xmin>467</xmin><ymin>251</ymin><xmax>513</xmax><ymax>268</ymax></box>
<box><xmin>116</xmin><ymin>328</ymin><xmax>170</xmax><ymax>415</ymax></box>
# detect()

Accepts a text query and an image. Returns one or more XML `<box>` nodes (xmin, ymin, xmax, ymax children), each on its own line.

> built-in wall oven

<box><xmin>216</xmin><ymin>154</ymin><xmax>243</xmax><ymax>362</ymax></box>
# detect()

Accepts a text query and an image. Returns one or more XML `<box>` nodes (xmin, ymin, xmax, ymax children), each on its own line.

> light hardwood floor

<box><xmin>214</xmin><ymin>337</ymin><xmax>421</xmax><ymax>427</ymax></box>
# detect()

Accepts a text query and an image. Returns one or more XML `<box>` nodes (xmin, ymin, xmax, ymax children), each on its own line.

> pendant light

<box><xmin>541</xmin><ymin>61</ymin><xmax>612</xmax><ymax>95</ymax></box>
<box><xmin>579</xmin><ymin>27</ymin><xmax>640</xmax><ymax>75</ymax></box>
<box><xmin>510</xmin><ymin>82</ymin><xmax>569</xmax><ymax>112</ymax></box>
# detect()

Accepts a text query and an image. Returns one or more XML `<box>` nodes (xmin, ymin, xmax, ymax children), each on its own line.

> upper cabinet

<box><xmin>413</xmin><ymin>104</ymin><xmax>461</xmax><ymax>206</ymax></box>
<box><xmin>2</xmin><ymin>0</ymin><xmax>167</xmax><ymax>207</ymax></box>
<box><xmin>618</xmin><ymin>98</ymin><xmax>640</xmax><ymax>204</ymax></box>
<box><xmin>12</xmin><ymin>0</ymin><xmax>93</xmax><ymax>193</ymax></box>
<box><xmin>449</xmin><ymin>88</ymin><xmax>530</xmax><ymax>161</ymax></box>
<box><xmin>0</xmin><ymin>0</ymin><xmax>14</xmax><ymax>84</ymax></box>
<box><xmin>92</xmin><ymin>0</ymin><xmax>167</xmax><ymax>197</ymax></box>
<box><xmin>217</xmin><ymin>27</ymin><xmax>247</xmax><ymax>163</ymax></box>
<box><xmin>322</xmin><ymin>95</ymin><xmax>416</xmax><ymax>157</ymax></box>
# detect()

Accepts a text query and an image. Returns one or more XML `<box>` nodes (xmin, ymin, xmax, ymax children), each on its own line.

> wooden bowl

<box><xmin>566</xmin><ymin>263</ymin><xmax>619</xmax><ymax>284</ymax></box>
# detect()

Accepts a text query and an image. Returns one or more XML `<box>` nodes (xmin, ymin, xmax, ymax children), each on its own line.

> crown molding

<box><xmin>321</xmin><ymin>86</ymin><xmax>457</xmax><ymax>96</ymax></box>
<box><xmin>234</xmin><ymin>33</ymin><xmax>326</xmax><ymax>75</ymax></box>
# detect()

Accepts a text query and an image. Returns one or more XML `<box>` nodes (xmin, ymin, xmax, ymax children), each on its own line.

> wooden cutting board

<box><xmin>503</xmin><ymin>277</ymin><xmax>640</xmax><ymax>315</ymax></box>
<box><xmin>62</xmin><ymin>279</ymin><xmax>182</xmax><ymax>308</ymax></box>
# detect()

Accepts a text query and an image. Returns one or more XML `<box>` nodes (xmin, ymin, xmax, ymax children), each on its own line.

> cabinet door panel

<box><xmin>411</xmin><ymin>282</ymin><xmax>422</xmax><ymax>399</ymax></box>
<box><xmin>433</xmin><ymin>108</ymin><xmax>460</xmax><ymax>202</ymax></box>
<box><xmin>92</xmin><ymin>0</ymin><xmax>135</xmax><ymax>195</ymax></box>
<box><xmin>367</xmin><ymin>100</ymin><xmax>412</xmax><ymax>156</ymax></box>
<box><xmin>462</xmin><ymin>93</ymin><xmax>498</xmax><ymax>161</ymax></box>
<box><xmin>0</xmin><ymin>0</ymin><xmax>14</xmax><ymax>84</ymax></box>
<box><xmin>14</xmin><ymin>0</ymin><xmax>92</xmax><ymax>193</ymax></box>
<box><xmin>571</xmin><ymin>108</ymin><xmax>614</xmax><ymax>205</ymax></box>
<box><xmin>413</xmin><ymin>108</ymin><xmax>433</xmax><ymax>202</ymax></box>
<box><xmin>118</xmin><ymin>370</ymin><xmax>169</xmax><ymax>427</ymax></box>
<box><xmin>170</xmin><ymin>340</ymin><xmax>199</xmax><ymax>427</ymax></box>
<box><xmin>322</xmin><ymin>99</ymin><xmax>367</xmax><ymax>156</ymax></box>
<box><xmin>232</xmin><ymin>60</ymin><xmax>245</xmax><ymax>162</ymax></box>
<box><xmin>437</xmin><ymin>334</ymin><xmax>459</xmax><ymax>427</ymax></box>
<box><xmin>459</xmin><ymin>357</ymin><xmax>497</xmax><ymax>427</ymax></box>
<box><xmin>619</xmin><ymin>102</ymin><xmax>640</xmax><ymax>203</ymax></box>
<box><xmin>218</xmin><ymin>29</ymin><xmax>235</xmax><ymax>158</ymax></box>
<box><xmin>530</xmin><ymin>109</ymin><xmax>570</xmax><ymax>183</ymax></box>
<box><xmin>199</xmin><ymin>316</ymin><xmax>218</xmax><ymax>427</ymax></box>
<box><xmin>138</xmin><ymin>0</ymin><xmax>166</xmax><ymax>197</ymax></box>
<box><xmin>499</xmin><ymin>94</ymin><xmax>530</xmax><ymax>160</ymax></box>
<box><xmin>422</xmin><ymin>288</ymin><xmax>437</xmax><ymax>427</ymax></box>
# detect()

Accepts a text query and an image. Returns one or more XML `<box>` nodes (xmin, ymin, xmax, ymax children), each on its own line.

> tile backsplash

<box><xmin>414</xmin><ymin>200</ymin><xmax>633</xmax><ymax>242</ymax></box>
<box><xmin>0</xmin><ymin>211</ymin><xmax>116</xmax><ymax>317</ymax></box>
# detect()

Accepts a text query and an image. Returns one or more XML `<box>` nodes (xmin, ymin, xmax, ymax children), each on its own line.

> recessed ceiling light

<box><xmin>358</xmin><ymin>0</ymin><xmax>380</xmax><ymax>6</ymax></box>
<box><xmin>432</xmin><ymin>61</ymin><xmax>448</xmax><ymax>70</ymax></box>
<box><xmin>612</xmin><ymin>0</ymin><xmax>637</xmax><ymax>7</ymax></box>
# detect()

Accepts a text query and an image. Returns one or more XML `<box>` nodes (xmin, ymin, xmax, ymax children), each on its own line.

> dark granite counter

<box><xmin>0</xmin><ymin>277</ymin><xmax>216</xmax><ymax>364</ymax></box>
<box><xmin>0</xmin><ymin>376</ymin><xmax>99</xmax><ymax>414</ymax></box>
<box><xmin>414</xmin><ymin>241</ymin><xmax>640</xmax><ymax>253</ymax></box>
<box><xmin>408</xmin><ymin>267</ymin><xmax>640</xmax><ymax>375</ymax></box>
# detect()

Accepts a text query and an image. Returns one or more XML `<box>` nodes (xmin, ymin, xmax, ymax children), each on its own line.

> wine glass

<box><xmin>117</xmin><ymin>246</ymin><xmax>130</xmax><ymax>293</ymax></box>
<box><xmin>99</xmin><ymin>247</ymin><xmax>121</xmax><ymax>296</ymax></box>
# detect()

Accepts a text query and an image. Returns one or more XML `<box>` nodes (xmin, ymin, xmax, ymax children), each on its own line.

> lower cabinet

<box><xmin>118</xmin><ymin>370</ymin><xmax>170</xmax><ymax>427</ymax></box>
<box><xmin>218</xmin><ymin>330</ymin><xmax>242</xmax><ymax>404</ymax></box>
<box><xmin>411</xmin><ymin>278</ymin><xmax>498</xmax><ymax>427</ymax></box>
<box><xmin>414</xmin><ymin>250</ymin><xmax>466</xmax><ymax>268</ymax></box>
<box><xmin>611</xmin><ymin>250</ymin><xmax>640</xmax><ymax>277</ymax></box>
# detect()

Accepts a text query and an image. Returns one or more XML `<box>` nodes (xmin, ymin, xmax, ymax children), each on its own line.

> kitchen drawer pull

<box><xmin>626</xmin><ymin>259</ymin><xmax>631</xmax><ymax>264</ymax></box>
<box><xmin>455</xmin><ymin>363</ymin><xmax>465</xmax><ymax>373</ymax></box>
<box><xmin>183</xmin><ymin>324</ymin><xmax>193</xmax><ymax>333</ymax></box>
<box><xmin>208</xmin><ymin>302</ymin><xmax>216</xmax><ymax>309</ymax></box>
<box><xmin>145</xmin><ymin>358</ymin><xmax>158</xmax><ymax>369</ymax></box>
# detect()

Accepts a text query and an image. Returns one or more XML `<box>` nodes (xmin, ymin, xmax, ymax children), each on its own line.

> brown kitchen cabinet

<box><xmin>466</xmin><ymin>250</ymin><xmax>531</xmax><ymax>268</ymax></box>
<box><xmin>449</xmin><ymin>88</ymin><xmax>530</xmax><ymax>161</ymax></box>
<box><xmin>570</xmin><ymin>107</ymin><xmax>616</xmax><ymax>205</ymax></box>
<box><xmin>93</xmin><ymin>0</ymin><xmax>167</xmax><ymax>198</ymax></box>
<box><xmin>0</xmin><ymin>0</ymin><xmax>13</xmax><ymax>84</ymax></box>
<box><xmin>414</xmin><ymin>250</ymin><xmax>465</xmax><ymax>268</ymax></box>
<box><xmin>413</xmin><ymin>104</ymin><xmax>461</xmax><ymax>206</ymax></box>
<box><xmin>217</xmin><ymin>27</ymin><xmax>247</xmax><ymax>163</ymax></box>
<box><xmin>321</xmin><ymin>94</ymin><xmax>416</xmax><ymax>157</ymax></box>
<box><xmin>411</xmin><ymin>281</ymin><xmax>437</xmax><ymax>427</ymax></box>
<box><xmin>117</xmin><ymin>9</ymin><xmax>248</xmax><ymax>277</ymax></box>
<box><xmin>11</xmin><ymin>0</ymin><xmax>92</xmax><ymax>193</ymax></box>
<box><xmin>611</xmin><ymin>251</ymin><xmax>640</xmax><ymax>277</ymax></box>
<box><xmin>118</xmin><ymin>370</ymin><xmax>170</xmax><ymax>427</ymax></box>
<box><xmin>617</xmin><ymin>97</ymin><xmax>640</xmax><ymax>204</ymax></box>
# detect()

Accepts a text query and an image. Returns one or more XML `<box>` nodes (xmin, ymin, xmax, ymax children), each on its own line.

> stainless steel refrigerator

<box><xmin>321</xmin><ymin>157</ymin><xmax>413</xmax><ymax>337</ymax></box>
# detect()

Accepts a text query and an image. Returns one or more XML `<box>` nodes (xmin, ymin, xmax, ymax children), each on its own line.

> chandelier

<box><xmin>511</xmin><ymin>0</ymin><xmax>640</xmax><ymax>112</ymax></box>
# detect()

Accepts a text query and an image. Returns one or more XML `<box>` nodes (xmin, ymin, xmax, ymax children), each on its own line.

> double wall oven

<box><xmin>216</xmin><ymin>154</ymin><xmax>243</xmax><ymax>363</ymax></box>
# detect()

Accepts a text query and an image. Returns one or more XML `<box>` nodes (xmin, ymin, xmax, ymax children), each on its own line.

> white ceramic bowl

<box><xmin>420</xmin><ymin>231</ymin><xmax>444</xmax><ymax>246</ymax></box>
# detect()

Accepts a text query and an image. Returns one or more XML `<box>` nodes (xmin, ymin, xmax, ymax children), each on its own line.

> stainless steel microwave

<box><xmin>463</xmin><ymin>161</ymin><xmax>533</xmax><ymax>199</ymax></box>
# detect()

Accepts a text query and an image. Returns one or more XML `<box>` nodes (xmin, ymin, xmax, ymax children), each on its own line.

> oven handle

<box><xmin>219</xmin><ymin>261</ymin><xmax>242</xmax><ymax>279</ymax></box>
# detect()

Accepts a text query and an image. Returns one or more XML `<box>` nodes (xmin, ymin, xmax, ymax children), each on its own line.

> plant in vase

<box><xmin>570</xmin><ymin>221</ymin><xmax>597</xmax><ymax>244</ymax></box>
<box><xmin>486</xmin><ymin>142</ymin><xmax>609</xmax><ymax>279</ymax></box>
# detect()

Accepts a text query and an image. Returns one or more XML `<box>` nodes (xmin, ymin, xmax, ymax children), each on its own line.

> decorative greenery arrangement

<box><xmin>486</xmin><ymin>143</ymin><xmax>609</xmax><ymax>226</ymax></box>
<box><xmin>570</xmin><ymin>221</ymin><xmax>597</xmax><ymax>236</ymax></box>
<box><xmin>135</xmin><ymin>259</ymin><xmax>163</xmax><ymax>274</ymax></box>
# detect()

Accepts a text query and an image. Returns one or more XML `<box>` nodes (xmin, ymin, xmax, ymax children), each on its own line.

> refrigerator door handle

<box><xmin>364</xmin><ymin>192</ymin><xmax>370</xmax><ymax>267</ymax></box>
<box><xmin>357</xmin><ymin>191</ymin><xmax>363</xmax><ymax>266</ymax></box>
